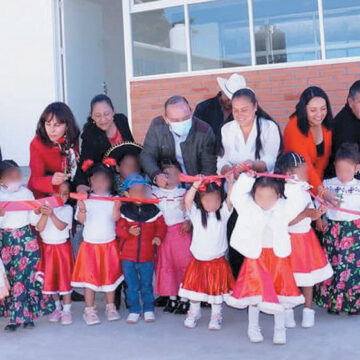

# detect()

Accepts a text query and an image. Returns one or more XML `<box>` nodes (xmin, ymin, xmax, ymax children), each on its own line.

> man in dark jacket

<box><xmin>325</xmin><ymin>80</ymin><xmax>360</xmax><ymax>179</ymax></box>
<box><xmin>140</xmin><ymin>96</ymin><xmax>216</xmax><ymax>188</ymax></box>
<box><xmin>193</xmin><ymin>73</ymin><xmax>246</xmax><ymax>136</ymax></box>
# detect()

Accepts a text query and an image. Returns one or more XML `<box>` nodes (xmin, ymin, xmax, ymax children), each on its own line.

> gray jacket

<box><xmin>139</xmin><ymin>116</ymin><xmax>216</xmax><ymax>180</ymax></box>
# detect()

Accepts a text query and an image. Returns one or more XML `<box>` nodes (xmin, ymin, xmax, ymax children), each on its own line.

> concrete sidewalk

<box><xmin>0</xmin><ymin>297</ymin><xmax>359</xmax><ymax>360</ymax></box>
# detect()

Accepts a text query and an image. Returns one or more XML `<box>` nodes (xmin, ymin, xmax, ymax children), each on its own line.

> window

<box><xmin>253</xmin><ymin>0</ymin><xmax>321</xmax><ymax>64</ymax></box>
<box><xmin>131</xmin><ymin>6</ymin><xmax>187</xmax><ymax>76</ymax></box>
<box><xmin>127</xmin><ymin>1</ymin><xmax>360</xmax><ymax>77</ymax></box>
<box><xmin>323</xmin><ymin>0</ymin><xmax>360</xmax><ymax>59</ymax></box>
<box><xmin>189</xmin><ymin>0</ymin><xmax>251</xmax><ymax>71</ymax></box>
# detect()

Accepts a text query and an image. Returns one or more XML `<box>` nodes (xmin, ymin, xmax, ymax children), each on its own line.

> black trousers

<box><xmin>227</xmin><ymin>210</ymin><xmax>244</xmax><ymax>279</ymax></box>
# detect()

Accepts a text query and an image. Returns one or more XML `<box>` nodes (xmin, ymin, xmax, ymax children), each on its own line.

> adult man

<box><xmin>326</xmin><ymin>80</ymin><xmax>360</xmax><ymax>178</ymax></box>
<box><xmin>193</xmin><ymin>73</ymin><xmax>246</xmax><ymax>136</ymax></box>
<box><xmin>140</xmin><ymin>96</ymin><xmax>216</xmax><ymax>188</ymax></box>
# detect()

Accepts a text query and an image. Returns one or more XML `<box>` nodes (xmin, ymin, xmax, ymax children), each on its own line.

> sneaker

<box><xmin>208</xmin><ymin>313</ymin><xmax>223</xmax><ymax>331</ymax></box>
<box><xmin>61</xmin><ymin>311</ymin><xmax>73</xmax><ymax>326</ymax></box>
<box><xmin>285</xmin><ymin>309</ymin><xmax>296</xmax><ymax>328</ymax></box>
<box><xmin>273</xmin><ymin>327</ymin><xmax>286</xmax><ymax>345</ymax></box>
<box><xmin>83</xmin><ymin>307</ymin><xmax>101</xmax><ymax>326</ymax></box>
<box><xmin>49</xmin><ymin>309</ymin><xmax>62</xmax><ymax>323</ymax></box>
<box><xmin>174</xmin><ymin>301</ymin><xmax>190</xmax><ymax>315</ymax></box>
<box><xmin>184</xmin><ymin>310</ymin><xmax>201</xmax><ymax>329</ymax></box>
<box><xmin>4</xmin><ymin>324</ymin><xmax>20</xmax><ymax>332</ymax></box>
<box><xmin>248</xmin><ymin>325</ymin><xmax>264</xmax><ymax>343</ymax></box>
<box><xmin>126</xmin><ymin>313</ymin><xmax>140</xmax><ymax>324</ymax></box>
<box><xmin>144</xmin><ymin>311</ymin><xmax>156</xmax><ymax>323</ymax></box>
<box><xmin>105</xmin><ymin>304</ymin><xmax>120</xmax><ymax>321</ymax></box>
<box><xmin>164</xmin><ymin>299</ymin><xmax>178</xmax><ymax>313</ymax></box>
<box><xmin>301</xmin><ymin>308</ymin><xmax>315</xmax><ymax>328</ymax></box>
<box><xmin>23</xmin><ymin>321</ymin><xmax>35</xmax><ymax>329</ymax></box>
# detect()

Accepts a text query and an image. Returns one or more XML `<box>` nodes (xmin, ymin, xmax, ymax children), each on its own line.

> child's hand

<box><xmin>0</xmin><ymin>207</ymin><xmax>5</xmax><ymax>217</ymax></box>
<box><xmin>40</xmin><ymin>204</ymin><xmax>53</xmax><ymax>216</ymax></box>
<box><xmin>34</xmin><ymin>207</ymin><xmax>41</xmax><ymax>215</ymax></box>
<box><xmin>181</xmin><ymin>220</ymin><xmax>192</xmax><ymax>234</ymax></box>
<box><xmin>152</xmin><ymin>237</ymin><xmax>161</xmax><ymax>246</ymax></box>
<box><xmin>129</xmin><ymin>225</ymin><xmax>140</xmax><ymax>236</ymax></box>
<box><xmin>315</xmin><ymin>218</ymin><xmax>327</xmax><ymax>233</ymax></box>
<box><xmin>77</xmin><ymin>200</ymin><xmax>86</xmax><ymax>212</ymax></box>
<box><xmin>0</xmin><ymin>274</ymin><xmax>10</xmax><ymax>300</ymax></box>
<box><xmin>225</xmin><ymin>172</ymin><xmax>235</xmax><ymax>186</ymax></box>
<box><xmin>193</xmin><ymin>175</ymin><xmax>204</xmax><ymax>190</ymax></box>
<box><xmin>305</xmin><ymin>204</ymin><xmax>327</xmax><ymax>221</ymax></box>
<box><xmin>52</xmin><ymin>172</ymin><xmax>69</xmax><ymax>186</ymax></box>
<box><xmin>113</xmin><ymin>200</ymin><xmax>122</xmax><ymax>210</ymax></box>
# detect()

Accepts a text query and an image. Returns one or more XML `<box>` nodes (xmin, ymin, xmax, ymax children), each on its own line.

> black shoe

<box><xmin>23</xmin><ymin>321</ymin><xmax>35</xmax><ymax>329</ymax></box>
<box><xmin>327</xmin><ymin>309</ymin><xmax>340</xmax><ymax>315</ymax></box>
<box><xmin>115</xmin><ymin>284</ymin><xmax>122</xmax><ymax>310</ymax></box>
<box><xmin>163</xmin><ymin>299</ymin><xmax>178</xmax><ymax>313</ymax></box>
<box><xmin>348</xmin><ymin>310</ymin><xmax>360</xmax><ymax>316</ymax></box>
<box><xmin>174</xmin><ymin>301</ymin><xmax>189</xmax><ymax>315</ymax></box>
<box><xmin>71</xmin><ymin>291</ymin><xmax>85</xmax><ymax>302</ymax></box>
<box><xmin>4</xmin><ymin>324</ymin><xmax>19</xmax><ymax>332</ymax></box>
<box><xmin>155</xmin><ymin>296</ymin><xmax>168</xmax><ymax>307</ymax></box>
<box><xmin>201</xmin><ymin>301</ymin><xmax>211</xmax><ymax>308</ymax></box>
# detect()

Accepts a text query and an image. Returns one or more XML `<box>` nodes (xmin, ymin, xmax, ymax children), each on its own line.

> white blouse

<box><xmin>152</xmin><ymin>186</ymin><xmax>187</xmax><ymax>226</ymax></box>
<box><xmin>75</xmin><ymin>194</ymin><xmax>116</xmax><ymax>244</ymax></box>
<box><xmin>0</xmin><ymin>186</ymin><xmax>40</xmax><ymax>229</ymax></box>
<box><xmin>188</xmin><ymin>202</ymin><xmax>232</xmax><ymax>261</ymax></box>
<box><xmin>40</xmin><ymin>205</ymin><xmax>73</xmax><ymax>245</ymax></box>
<box><xmin>323</xmin><ymin>177</ymin><xmax>360</xmax><ymax>221</ymax></box>
<box><xmin>217</xmin><ymin>118</ymin><xmax>281</xmax><ymax>173</ymax></box>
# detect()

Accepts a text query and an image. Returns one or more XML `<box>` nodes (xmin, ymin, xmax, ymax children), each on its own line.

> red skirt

<box><xmin>71</xmin><ymin>240</ymin><xmax>123</xmax><ymax>292</ymax></box>
<box><xmin>227</xmin><ymin>249</ymin><xmax>304</xmax><ymax>314</ymax></box>
<box><xmin>155</xmin><ymin>223</ymin><xmax>192</xmax><ymax>296</ymax></box>
<box><xmin>36</xmin><ymin>241</ymin><xmax>74</xmax><ymax>295</ymax></box>
<box><xmin>178</xmin><ymin>256</ymin><xmax>235</xmax><ymax>304</ymax></box>
<box><xmin>290</xmin><ymin>229</ymin><xmax>333</xmax><ymax>287</ymax></box>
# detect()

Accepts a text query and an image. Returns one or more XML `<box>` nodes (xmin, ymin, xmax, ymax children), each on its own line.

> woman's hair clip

<box><xmin>81</xmin><ymin>159</ymin><xmax>94</xmax><ymax>172</ymax></box>
<box><xmin>102</xmin><ymin>157</ymin><xmax>117</xmax><ymax>167</ymax></box>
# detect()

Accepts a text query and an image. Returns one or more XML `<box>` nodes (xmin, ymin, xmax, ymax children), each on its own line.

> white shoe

<box><xmin>285</xmin><ymin>309</ymin><xmax>296</xmax><ymax>328</ymax></box>
<box><xmin>83</xmin><ymin>307</ymin><xmax>101</xmax><ymax>326</ymax></box>
<box><xmin>273</xmin><ymin>327</ymin><xmax>286</xmax><ymax>345</ymax></box>
<box><xmin>144</xmin><ymin>311</ymin><xmax>155</xmax><ymax>323</ymax></box>
<box><xmin>248</xmin><ymin>325</ymin><xmax>264</xmax><ymax>343</ymax></box>
<box><xmin>302</xmin><ymin>308</ymin><xmax>315</xmax><ymax>328</ymax></box>
<box><xmin>126</xmin><ymin>313</ymin><xmax>140</xmax><ymax>324</ymax></box>
<box><xmin>105</xmin><ymin>304</ymin><xmax>120</xmax><ymax>321</ymax></box>
<box><xmin>208</xmin><ymin>313</ymin><xmax>222</xmax><ymax>331</ymax></box>
<box><xmin>184</xmin><ymin>310</ymin><xmax>201</xmax><ymax>329</ymax></box>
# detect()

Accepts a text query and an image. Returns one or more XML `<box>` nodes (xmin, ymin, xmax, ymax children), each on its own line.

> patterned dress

<box><xmin>0</xmin><ymin>225</ymin><xmax>54</xmax><ymax>324</ymax></box>
<box><xmin>314</xmin><ymin>177</ymin><xmax>360</xmax><ymax>313</ymax></box>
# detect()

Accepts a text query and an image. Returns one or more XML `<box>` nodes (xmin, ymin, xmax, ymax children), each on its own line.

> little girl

<box><xmin>227</xmin><ymin>173</ymin><xmax>305</xmax><ymax>345</ymax></box>
<box><xmin>179</xmin><ymin>176</ymin><xmax>235</xmax><ymax>331</ymax></box>
<box><xmin>71</xmin><ymin>161</ymin><xmax>122</xmax><ymax>325</ymax></box>
<box><xmin>152</xmin><ymin>159</ymin><xmax>192</xmax><ymax>314</ymax></box>
<box><xmin>314</xmin><ymin>143</ymin><xmax>360</xmax><ymax>314</ymax></box>
<box><xmin>275</xmin><ymin>152</ymin><xmax>333</xmax><ymax>328</ymax></box>
<box><xmin>0</xmin><ymin>160</ymin><xmax>54</xmax><ymax>331</ymax></box>
<box><xmin>36</xmin><ymin>181</ymin><xmax>74</xmax><ymax>325</ymax></box>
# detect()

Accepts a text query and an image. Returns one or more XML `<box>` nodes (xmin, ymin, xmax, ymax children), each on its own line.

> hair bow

<box><xmin>81</xmin><ymin>159</ymin><xmax>94</xmax><ymax>172</ymax></box>
<box><xmin>103</xmin><ymin>157</ymin><xmax>117</xmax><ymax>167</ymax></box>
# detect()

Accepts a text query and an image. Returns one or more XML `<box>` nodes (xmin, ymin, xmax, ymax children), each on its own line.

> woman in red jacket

<box><xmin>284</xmin><ymin>87</ymin><xmax>337</xmax><ymax>206</ymax></box>
<box><xmin>28</xmin><ymin>102</ymin><xmax>80</xmax><ymax>198</ymax></box>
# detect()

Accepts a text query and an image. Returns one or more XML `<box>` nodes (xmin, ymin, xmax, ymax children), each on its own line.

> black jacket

<box><xmin>139</xmin><ymin>115</ymin><xmax>216</xmax><ymax>181</ymax></box>
<box><xmin>74</xmin><ymin>113</ymin><xmax>134</xmax><ymax>186</ymax></box>
<box><xmin>194</xmin><ymin>92</ymin><xmax>233</xmax><ymax>137</ymax></box>
<box><xmin>325</xmin><ymin>103</ymin><xmax>360</xmax><ymax>179</ymax></box>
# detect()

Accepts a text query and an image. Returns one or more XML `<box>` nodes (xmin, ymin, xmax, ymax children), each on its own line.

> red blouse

<box><xmin>108</xmin><ymin>128</ymin><xmax>123</xmax><ymax>146</ymax></box>
<box><xmin>28</xmin><ymin>135</ymin><xmax>77</xmax><ymax>198</ymax></box>
<box><xmin>283</xmin><ymin>115</ymin><xmax>332</xmax><ymax>190</ymax></box>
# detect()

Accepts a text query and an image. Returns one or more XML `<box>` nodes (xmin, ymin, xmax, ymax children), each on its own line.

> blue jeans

<box><xmin>122</xmin><ymin>261</ymin><xmax>155</xmax><ymax>314</ymax></box>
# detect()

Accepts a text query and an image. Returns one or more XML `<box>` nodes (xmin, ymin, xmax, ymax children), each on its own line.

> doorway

<box><xmin>57</xmin><ymin>0</ymin><xmax>128</xmax><ymax>129</ymax></box>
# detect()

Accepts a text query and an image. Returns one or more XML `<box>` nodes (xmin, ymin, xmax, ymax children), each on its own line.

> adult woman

<box><xmin>217</xmin><ymin>88</ymin><xmax>282</xmax><ymax>277</ymax></box>
<box><xmin>74</xmin><ymin>94</ymin><xmax>134</xmax><ymax>192</ymax></box>
<box><xmin>284</xmin><ymin>86</ymin><xmax>337</xmax><ymax>205</ymax></box>
<box><xmin>28</xmin><ymin>102</ymin><xmax>80</xmax><ymax>198</ymax></box>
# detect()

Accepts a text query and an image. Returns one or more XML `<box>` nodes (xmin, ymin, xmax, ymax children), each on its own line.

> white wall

<box><xmin>0</xmin><ymin>0</ymin><xmax>58</xmax><ymax>165</ymax></box>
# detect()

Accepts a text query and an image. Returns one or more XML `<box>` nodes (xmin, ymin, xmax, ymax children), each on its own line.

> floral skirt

<box><xmin>0</xmin><ymin>225</ymin><xmax>55</xmax><ymax>324</ymax></box>
<box><xmin>155</xmin><ymin>223</ymin><xmax>192</xmax><ymax>296</ymax></box>
<box><xmin>178</xmin><ymin>256</ymin><xmax>235</xmax><ymax>304</ymax></box>
<box><xmin>314</xmin><ymin>219</ymin><xmax>360</xmax><ymax>313</ymax></box>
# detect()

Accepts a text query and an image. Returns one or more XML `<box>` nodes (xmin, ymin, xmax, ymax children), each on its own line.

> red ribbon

<box><xmin>0</xmin><ymin>196</ymin><xmax>64</xmax><ymax>212</ymax></box>
<box><xmin>70</xmin><ymin>193</ymin><xmax>159</xmax><ymax>204</ymax></box>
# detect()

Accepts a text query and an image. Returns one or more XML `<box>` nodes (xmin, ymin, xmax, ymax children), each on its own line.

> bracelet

<box><xmin>318</xmin><ymin>188</ymin><xmax>327</xmax><ymax>199</ymax></box>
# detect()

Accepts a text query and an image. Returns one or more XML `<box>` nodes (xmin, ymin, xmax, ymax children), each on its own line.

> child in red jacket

<box><xmin>116</xmin><ymin>174</ymin><xmax>166</xmax><ymax>324</ymax></box>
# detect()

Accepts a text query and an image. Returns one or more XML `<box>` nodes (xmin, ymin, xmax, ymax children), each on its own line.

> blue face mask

<box><xmin>170</xmin><ymin>118</ymin><xmax>192</xmax><ymax>137</ymax></box>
